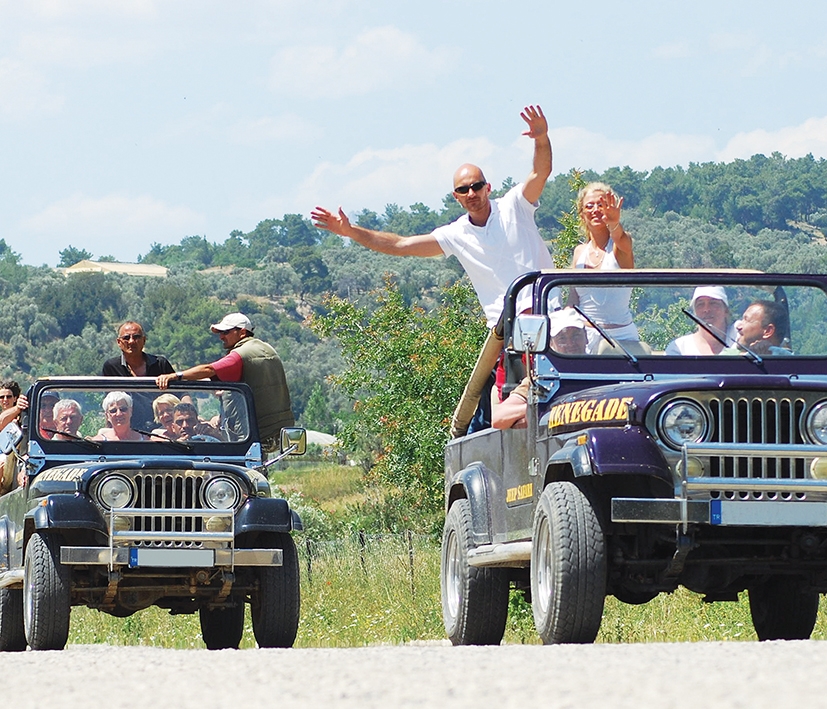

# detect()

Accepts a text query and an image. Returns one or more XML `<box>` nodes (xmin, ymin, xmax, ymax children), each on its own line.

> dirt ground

<box><xmin>4</xmin><ymin>640</ymin><xmax>827</xmax><ymax>709</ymax></box>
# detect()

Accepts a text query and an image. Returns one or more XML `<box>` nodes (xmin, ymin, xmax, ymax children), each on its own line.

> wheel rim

<box><xmin>23</xmin><ymin>554</ymin><xmax>33</xmax><ymax>636</ymax></box>
<box><xmin>535</xmin><ymin>516</ymin><xmax>552</xmax><ymax>615</ymax></box>
<box><xmin>444</xmin><ymin>529</ymin><xmax>461</xmax><ymax>619</ymax></box>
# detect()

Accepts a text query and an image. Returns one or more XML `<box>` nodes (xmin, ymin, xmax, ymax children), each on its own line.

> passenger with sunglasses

<box><xmin>0</xmin><ymin>380</ymin><xmax>20</xmax><ymax>412</ymax></box>
<box><xmin>92</xmin><ymin>391</ymin><xmax>147</xmax><ymax>441</ymax></box>
<box><xmin>311</xmin><ymin>105</ymin><xmax>555</xmax><ymax>328</ymax></box>
<box><xmin>0</xmin><ymin>380</ymin><xmax>27</xmax><ymax>494</ymax></box>
<box><xmin>0</xmin><ymin>380</ymin><xmax>27</xmax><ymax>431</ymax></box>
<box><xmin>102</xmin><ymin>321</ymin><xmax>175</xmax><ymax>378</ymax></box>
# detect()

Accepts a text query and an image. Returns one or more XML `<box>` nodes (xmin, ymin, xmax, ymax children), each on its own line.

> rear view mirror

<box><xmin>512</xmin><ymin>314</ymin><xmax>548</xmax><ymax>353</ymax></box>
<box><xmin>0</xmin><ymin>422</ymin><xmax>22</xmax><ymax>455</ymax></box>
<box><xmin>280</xmin><ymin>427</ymin><xmax>307</xmax><ymax>456</ymax></box>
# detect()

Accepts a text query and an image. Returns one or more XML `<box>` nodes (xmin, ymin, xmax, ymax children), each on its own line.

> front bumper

<box><xmin>612</xmin><ymin>498</ymin><xmax>827</xmax><ymax>527</ymax></box>
<box><xmin>59</xmin><ymin>506</ymin><xmax>284</xmax><ymax>569</ymax></box>
<box><xmin>612</xmin><ymin>441</ymin><xmax>827</xmax><ymax>528</ymax></box>
<box><xmin>60</xmin><ymin>546</ymin><xmax>282</xmax><ymax>567</ymax></box>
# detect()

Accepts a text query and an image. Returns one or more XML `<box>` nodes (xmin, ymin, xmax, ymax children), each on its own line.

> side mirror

<box><xmin>280</xmin><ymin>427</ymin><xmax>307</xmax><ymax>456</ymax></box>
<box><xmin>512</xmin><ymin>314</ymin><xmax>548</xmax><ymax>353</ymax></box>
<box><xmin>0</xmin><ymin>422</ymin><xmax>23</xmax><ymax>455</ymax></box>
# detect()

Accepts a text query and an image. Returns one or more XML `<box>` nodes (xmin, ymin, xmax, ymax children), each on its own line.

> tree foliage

<box><xmin>309</xmin><ymin>278</ymin><xmax>487</xmax><ymax>526</ymax></box>
<box><xmin>58</xmin><ymin>246</ymin><xmax>93</xmax><ymax>268</ymax></box>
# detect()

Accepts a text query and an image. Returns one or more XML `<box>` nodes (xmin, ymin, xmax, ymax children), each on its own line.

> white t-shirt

<box><xmin>432</xmin><ymin>184</ymin><xmax>554</xmax><ymax>326</ymax></box>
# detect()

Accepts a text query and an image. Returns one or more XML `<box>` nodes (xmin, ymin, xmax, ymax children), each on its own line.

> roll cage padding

<box><xmin>450</xmin><ymin>325</ymin><xmax>504</xmax><ymax>439</ymax></box>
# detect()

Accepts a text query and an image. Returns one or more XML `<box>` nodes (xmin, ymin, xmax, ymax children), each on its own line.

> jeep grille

<box><xmin>706</xmin><ymin>395</ymin><xmax>808</xmax><ymax>479</ymax></box>
<box><xmin>133</xmin><ymin>471</ymin><xmax>206</xmax><ymax>545</ymax></box>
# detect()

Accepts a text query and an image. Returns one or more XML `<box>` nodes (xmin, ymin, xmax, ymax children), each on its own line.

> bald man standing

<box><xmin>311</xmin><ymin>105</ymin><xmax>554</xmax><ymax>327</ymax></box>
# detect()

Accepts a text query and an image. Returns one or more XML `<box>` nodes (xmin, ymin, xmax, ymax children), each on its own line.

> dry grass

<box><xmin>68</xmin><ymin>536</ymin><xmax>827</xmax><ymax>648</ymax></box>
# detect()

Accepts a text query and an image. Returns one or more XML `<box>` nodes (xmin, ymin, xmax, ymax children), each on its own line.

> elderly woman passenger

<box><xmin>665</xmin><ymin>287</ymin><xmax>733</xmax><ymax>356</ymax></box>
<box><xmin>92</xmin><ymin>391</ymin><xmax>146</xmax><ymax>441</ymax></box>
<box><xmin>150</xmin><ymin>393</ymin><xmax>181</xmax><ymax>439</ymax></box>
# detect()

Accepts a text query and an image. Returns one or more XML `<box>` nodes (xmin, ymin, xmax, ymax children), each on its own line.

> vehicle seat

<box><xmin>597</xmin><ymin>339</ymin><xmax>652</xmax><ymax>356</ymax></box>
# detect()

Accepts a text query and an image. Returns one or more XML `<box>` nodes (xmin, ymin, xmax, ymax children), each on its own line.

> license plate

<box><xmin>129</xmin><ymin>548</ymin><xmax>215</xmax><ymax>568</ymax></box>
<box><xmin>710</xmin><ymin>499</ymin><xmax>827</xmax><ymax>526</ymax></box>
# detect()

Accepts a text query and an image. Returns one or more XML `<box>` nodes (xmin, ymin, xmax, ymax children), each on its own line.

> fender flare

<box><xmin>235</xmin><ymin>497</ymin><xmax>294</xmax><ymax>535</ymax></box>
<box><xmin>446</xmin><ymin>463</ymin><xmax>494</xmax><ymax>547</ymax></box>
<box><xmin>549</xmin><ymin>427</ymin><xmax>672</xmax><ymax>485</ymax></box>
<box><xmin>28</xmin><ymin>494</ymin><xmax>108</xmax><ymax>534</ymax></box>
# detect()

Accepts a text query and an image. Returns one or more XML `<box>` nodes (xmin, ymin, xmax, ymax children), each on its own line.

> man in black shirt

<box><xmin>102</xmin><ymin>321</ymin><xmax>174</xmax><ymax>430</ymax></box>
<box><xmin>102</xmin><ymin>321</ymin><xmax>175</xmax><ymax>377</ymax></box>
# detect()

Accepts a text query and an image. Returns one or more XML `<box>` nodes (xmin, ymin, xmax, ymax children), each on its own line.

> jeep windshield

<box><xmin>507</xmin><ymin>271</ymin><xmax>827</xmax><ymax>375</ymax></box>
<box><xmin>31</xmin><ymin>378</ymin><xmax>254</xmax><ymax>451</ymax></box>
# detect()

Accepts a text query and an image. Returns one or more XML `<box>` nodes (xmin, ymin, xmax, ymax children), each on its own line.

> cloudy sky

<box><xmin>2</xmin><ymin>0</ymin><xmax>826</xmax><ymax>265</ymax></box>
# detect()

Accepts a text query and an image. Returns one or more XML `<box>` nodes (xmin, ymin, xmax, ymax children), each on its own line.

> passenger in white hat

<box><xmin>665</xmin><ymin>286</ymin><xmax>733</xmax><ymax>356</ymax></box>
<box><xmin>548</xmin><ymin>308</ymin><xmax>588</xmax><ymax>355</ymax></box>
<box><xmin>491</xmin><ymin>309</ymin><xmax>589</xmax><ymax>429</ymax></box>
<box><xmin>155</xmin><ymin>312</ymin><xmax>294</xmax><ymax>452</ymax></box>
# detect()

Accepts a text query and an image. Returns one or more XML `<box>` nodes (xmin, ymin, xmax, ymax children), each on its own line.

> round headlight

<box><xmin>97</xmin><ymin>475</ymin><xmax>134</xmax><ymax>509</ymax></box>
<box><xmin>658</xmin><ymin>400</ymin><xmax>709</xmax><ymax>448</ymax></box>
<box><xmin>204</xmin><ymin>478</ymin><xmax>240</xmax><ymax>510</ymax></box>
<box><xmin>806</xmin><ymin>401</ymin><xmax>827</xmax><ymax>445</ymax></box>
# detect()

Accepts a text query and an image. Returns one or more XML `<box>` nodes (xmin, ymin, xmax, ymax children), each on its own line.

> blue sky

<box><xmin>2</xmin><ymin>0</ymin><xmax>827</xmax><ymax>265</ymax></box>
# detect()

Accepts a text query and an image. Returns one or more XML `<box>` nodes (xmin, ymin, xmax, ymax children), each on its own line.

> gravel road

<box><xmin>3</xmin><ymin>640</ymin><xmax>826</xmax><ymax>709</ymax></box>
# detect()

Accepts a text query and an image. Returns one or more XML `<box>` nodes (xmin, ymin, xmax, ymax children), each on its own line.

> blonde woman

<box><xmin>569</xmin><ymin>182</ymin><xmax>637</xmax><ymax>352</ymax></box>
<box><xmin>150</xmin><ymin>393</ymin><xmax>181</xmax><ymax>439</ymax></box>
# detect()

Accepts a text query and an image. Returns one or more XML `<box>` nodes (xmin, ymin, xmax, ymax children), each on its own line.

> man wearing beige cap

<box><xmin>492</xmin><ymin>308</ymin><xmax>587</xmax><ymax>429</ymax></box>
<box><xmin>155</xmin><ymin>312</ymin><xmax>294</xmax><ymax>452</ymax></box>
<box><xmin>665</xmin><ymin>286</ymin><xmax>732</xmax><ymax>356</ymax></box>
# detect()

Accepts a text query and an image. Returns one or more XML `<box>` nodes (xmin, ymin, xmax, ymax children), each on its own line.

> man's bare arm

<box><xmin>491</xmin><ymin>388</ymin><xmax>528</xmax><ymax>429</ymax></box>
<box><xmin>156</xmin><ymin>364</ymin><xmax>217</xmax><ymax>390</ymax></box>
<box><xmin>311</xmin><ymin>206</ymin><xmax>443</xmax><ymax>257</ymax></box>
<box><xmin>520</xmin><ymin>105</ymin><xmax>552</xmax><ymax>205</ymax></box>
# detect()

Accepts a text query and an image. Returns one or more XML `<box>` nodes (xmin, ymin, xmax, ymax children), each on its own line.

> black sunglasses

<box><xmin>454</xmin><ymin>181</ymin><xmax>486</xmax><ymax>195</ymax></box>
<box><xmin>119</xmin><ymin>334</ymin><xmax>145</xmax><ymax>341</ymax></box>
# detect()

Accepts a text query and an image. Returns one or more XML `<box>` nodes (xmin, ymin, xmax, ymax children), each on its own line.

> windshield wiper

<box><xmin>41</xmin><ymin>428</ymin><xmax>102</xmax><ymax>449</ymax></box>
<box><xmin>573</xmin><ymin>306</ymin><xmax>638</xmax><ymax>364</ymax></box>
<box><xmin>681</xmin><ymin>308</ymin><xmax>763</xmax><ymax>365</ymax></box>
<box><xmin>133</xmin><ymin>429</ymin><xmax>193</xmax><ymax>451</ymax></box>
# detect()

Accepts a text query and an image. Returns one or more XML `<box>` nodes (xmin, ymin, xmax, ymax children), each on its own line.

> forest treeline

<box><xmin>2</xmin><ymin>153</ymin><xmax>827</xmax><ymax>434</ymax></box>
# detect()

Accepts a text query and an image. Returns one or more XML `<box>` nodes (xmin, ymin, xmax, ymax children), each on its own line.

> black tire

<box><xmin>250</xmin><ymin>533</ymin><xmax>300</xmax><ymax>648</ymax></box>
<box><xmin>23</xmin><ymin>532</ymin><xmax>71</xmax><ymax>651</ymax></box>
<box><xmin>0</xmin><ymin>588</ymin><xmax>27</xmax><ymax>652</ymax></box>
<box><xmin>200</xmin><ymin>602</ymin><xmax>245</xmax><ymax>650</ymax></box>
<box><xmin>748</xmin><ymin>577</ymin><xmax>819</xmax><ymax>641</ymax></box>
<box><xmin>531</xmin><ymin>481</ymin><xmax>606</xmax><ymax>644</ymax></box>
<box><xmin>440</xmin><ymin>498</ymin><xmax>509</xmax><ymax>645</ymax></box>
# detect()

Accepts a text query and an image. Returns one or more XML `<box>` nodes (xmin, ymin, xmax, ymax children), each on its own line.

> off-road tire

<box><xmin>531</xmin><ymin>481</ymin><xmax>606</xmax><ymax>644</ymax></box>
<box><xmin>0</xmin><ymin>588</ymin><xmax>26</xmax><ymax>651</ymax></box>
<box><xmin>749</xmin><ymin>577</ymin><xmax>819</xmax><ymax>641</ymax></box>
<box><xmin>250</xmin><ymin>533</ymin><xmax>300</xmax><ymax>648</ymax></box>
<box><xmin>24</xmin><ymin>532</ymin><xmax>71</xmax><ymax>651</ymax></box>
<box><xmin>441</xmin><ymin>498</ymin><xmax>509</xmax><ymax>645</ymax></box>
<box><xmin>200</xmin><ymin>601</ymin><xmax>245</xmax><ymax>650</ymax></box>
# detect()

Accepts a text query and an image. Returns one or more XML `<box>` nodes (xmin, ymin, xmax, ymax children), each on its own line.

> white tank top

<box><xmin>573</xmin><ymin>238</ymin><xmax>633</xmax><ymax>326</ymax></box>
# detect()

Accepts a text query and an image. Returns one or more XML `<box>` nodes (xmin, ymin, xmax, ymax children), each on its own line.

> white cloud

<box><xmin>25</xmin><ymin>0</ymin><xmax>157</xmax><ymax>21</ymax></box>
<box><xmin>228</xmin><ymin>113</ymin><xmax>316</xmax><ymax>145</ymax></box>
<box><xmin>15</xmin><ymin>193</ymin><xmax>206</xmax><ymax>264</ymax></box>
<box><xmin>266</xmin><ymin>136</ymin><xmax>518</xmax><ymax>217</ymax></box>
<box><xmin>651</xmin><ymin>41</ymin><xmax>691</xmax><ymax>60</ymax></box>
<box><xmin>0</xmin><ymin>58</ymin><xmax>63</xmax><ymax>119</ymax></box>
<box><xmin>717</xmin><ymin>116</ymin><xmax>827</xmax><ymax>163</ymax></box>
<box><xmin>549</xmin><ymin>126</ymin><xmax>716</xmax><ymax>174</ymax></box>
<box><xmin>708</xmin><ymin>31</ymin><xmax>805</xmax><ymax>76</ymax></box>
<box><xmin>257</xmin><ymin>114</ymin><xmax>827</xmax><ymax>224</ymax></box>
<box><xmin>17</xmin><ymin>29</ymin><xmax>152</xmax><ymax>68</ymax></box>
<box><xmin>269</xmin><ymin>25</ymin><xmax>457</xmax><ymax>98</ymax></box>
